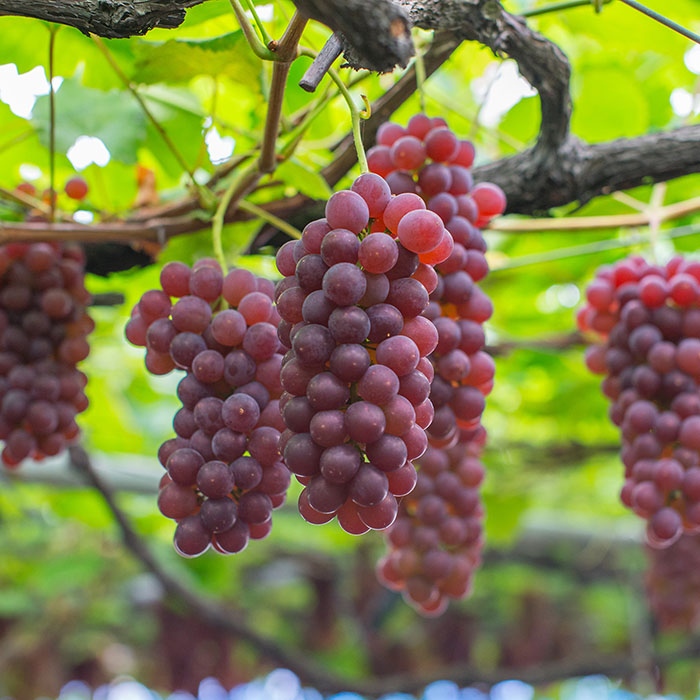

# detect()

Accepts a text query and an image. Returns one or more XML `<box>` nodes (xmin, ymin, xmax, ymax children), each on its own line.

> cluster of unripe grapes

<box><xmin>0</xmin><ymin>242</ymin><xmax>92</xmax><ymax>465</ymax></box>
<box><xmin>581</xmin><ymin>255</ymin><xmax>700</xmax><ymax>546</ymax></box>
<box><xmin>365</xmin><ymin>119</ymin><xmax>498</xmax><ymax>612</ymax></box>
<box><xmin>645</xmin><ymin>532</ymin><xmax>700</xmax><ymax>630</ymax></box>
<box><xmin>126</xmin><ymin>262</ymin><xmax>289</xmax><ymax>557</ymax></box>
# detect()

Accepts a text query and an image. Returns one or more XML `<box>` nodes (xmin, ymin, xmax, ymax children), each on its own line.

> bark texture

<box><xmin>0</xmin><ymin>0</ymin><xmax>206</xmax><ymax>37</ymax></box>
<box><xmin>291</xmin><ymin>0</ymin><xmax>414</xmax><ymax>71</ymax></box>
<box><xmin>476</xmin><ymin>124</ymin><xmax>700</xmax><ymax>214</ymax></box>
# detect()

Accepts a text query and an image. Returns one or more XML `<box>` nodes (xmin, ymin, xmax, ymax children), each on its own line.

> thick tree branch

<box><xmin>67</xmin><ymin>444</ymin><xmax>345</xmax><ymax>689</ymax></box>
<box><xmin>0</xmin><ymin>0</ymin><xmax>208</xmax><ymax>38</ymax></box>
<box><xmin>291</xmin><ymin>0</ymin><xmax>414</xmax><ymax>73</ymax></box>
<box><xmin>398</xmin><ymin>0</ymin><xmax>571</xmax><ymax>154</ymax></box>
<box><xmin>290</xmin><ymin>0</ymin><xmax>570</xmax><ymax>151</ymax></box>
<box><xmin>476</xmin><ymin>124</ymin><xmax>700</xmax><ymax>215</ymax></box>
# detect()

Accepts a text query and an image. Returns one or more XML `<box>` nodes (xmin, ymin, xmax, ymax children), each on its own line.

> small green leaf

<box><xmin>276</xmin><ymin>159</ymin><xmax>333</xmax><ymax>200</ymax></box>
<box><xmin>499</xmin><ymin>96</ymin><xmax>540</xmax><ymax>153</ymax></box>
<box><xmin>482</xmin><ymin>490</ymin><xmax>530</xmax><ymax>543</ymax></box>
<box><xmin>32</xmin><ymin>75</ymin><xmax>146</xmax><ymax>165</ymax></box>
<box><xmin>133</xmin><ymin>32</ymin><xmax>259</xmax><ymax>87</ymax></box>
<box><xmin>572</xmin><ymin>67</ymin><xmax>649</xmax><ymax>142</ymax></box>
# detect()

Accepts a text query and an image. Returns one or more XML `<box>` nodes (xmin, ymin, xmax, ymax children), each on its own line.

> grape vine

<box><xmin>126</xmin><ymin>262</ymin><xmax>289</xmax><ymax>556</ymax></box>
<box><xmin>581</xmin><ymin>255</ymin><xmax>700</xmax><ymax>546</ymax></box>
<box><xmin>0</xmin><ymin>242</ymin><xmax>92</xmax><ymax>466</ymax></box>
<box><xmin>276</xmin><ymin>171</ymin><xmax>443</xmax><ymax>534</ymax></box>
<box><xmin>368</xmin><ymin>114</ymin><xmax>502</xmax><ymax>613</ymax></box>
<box><xmin>646</xmin><ymin>532</ymin><xmax>700</xmax><ymax>630</ymax></box>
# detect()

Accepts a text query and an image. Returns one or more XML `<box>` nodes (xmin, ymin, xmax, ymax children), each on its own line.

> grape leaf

<box><xmin>133</xmin><ymin>31</ymin><xmax>259</xmax><ymax>87</ymax></box>
<box><xmin>276</xmin><ymin>159</ymin><xmax>333</xmax><ymax>199</ymax></box>
<box><xmin>32</xmin><ymin>75</ymin><xmax>146</xmax><ymax>165</ymax></box>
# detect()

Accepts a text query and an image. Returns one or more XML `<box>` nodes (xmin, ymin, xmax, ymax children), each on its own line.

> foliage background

<box><xmin>0</xmin><ymin>0</ymin><xmax>699</xmax><ymax>697</ymax></box>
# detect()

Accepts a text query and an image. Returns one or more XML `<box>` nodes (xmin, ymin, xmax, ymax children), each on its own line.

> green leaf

<box><xmin>276</xmin><ymin>158</ymin><xmax>333</xmax><ymax>199</ymax></box>
<box><xmin>0</xmin><ymin>20</ymin><xmax>135</xmax><ymax>91</ymax></box>
<box><xmin>499</xmin><ymin>96</ymin><xmax>540</xmax><ymax>153</ymax></box>
<box><xmin>32</xmin><ymin>74</ymin><xmax>146</xmax><ymax>165</ymax></box>
<box><xmin>0</xmin><ymin>18</ymin><xmax>54</xmax><ymax>74</ymax></box>
<box><xmin>133</xmin><ymin>32</ymin><xmax>260</xmax><ymax>87</ymax></box>
<box><xmin>482</xmin><ymin>489</ymin><xmax>530</xmax><ymax>543</ymax></box>
<box><xmin>137</xmin><ymin>86</ymin><xmax>206</xmax><ymax>178</ymax></box>
<box><xmin>0</xmin><ymin>588</ymin><xmax>34</xmax><ymax>615</ymax></box>
<box><xmin>177</xmin><ymin>0</ymin><xmax>232</xmax><ymax>27</ymax></box>
<box><xmin>571</xmin><ymin>67</ymin><xmax>650</xmax><ymax>142</ymax></box>
<box><xmin>139</xmin><ymin>83</ymin><xmax>206</xmax><ymax>118</ymax></box>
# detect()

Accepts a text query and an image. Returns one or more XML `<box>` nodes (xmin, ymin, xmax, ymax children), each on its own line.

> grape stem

<box><xmin>243</xmin><ymin>0</ymin><xmax>273</xmax><ymax>47</ymax></box>
<box><xmin>90</xmin><ymin>35</ymin><xmax>207</xmax><ymax>203</ymax></box>
<box><xmin>300</xmin><ymin>48</ymin><xmax>369</xmax><ymax>174</ymax></box>
<box><xmin>48</xmin><ymin>24</ymin><xmax>58</xmax><ymax>223</ymax></box>
<box><xmin>414</xmin><ymin>49</ymin><xmax>427</xmax><ymax>114</ymax></box>
<box><xmin>259</xmin><ymin>61</ymin><xmax>293</xmax><ymax>173</ymax></box>
<box><xmin>238</xmin><ymin>199</ymin><xmax>302</xmax><ymax>239</ymax></box>
<box><xmin>228</xmin><ymin>0</ymin><xmax>277</xmax><ymax>60</ymax></box>
<box><xmin>282</xmin><ymin>70</ymin><xmax>371</xmax><ymax>159</ymax></box>
<box><xmin>258</xmin><ymin>12</ymin><xmax>308</xmax><ymax>173</ymax></box>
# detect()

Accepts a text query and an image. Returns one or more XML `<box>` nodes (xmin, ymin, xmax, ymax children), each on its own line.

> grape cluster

<box><xmin>0</xmin><ymin>242</ymin><xmax>92</xmax><ymax>466</ymax></box>
<box><xmin>366</xmin><ymin>115</ymin><xmax>503</xmax><ymax>612</ymax></box>
<box><xmin>581</xmin><ymin>255</ymin><xmax>700</xmax><ymax>546</ymax></box>
<box><xmin>368</xmin><ymin>113</ymin><xmax>506</xmax><ymax>230</ymax></box>
<box><xmin>276</xmin><ymin>171</ymin><xmax>448</xmax><ymax>534</ymax></box>
<box><xmin>377</xmin><ymin>431</ymin><xmax>486</xmax><ymax>615</ymax></box>
<box><xmin>126</xmin><ymin>262</ymin><xmax>289</xmax><ymax>557</ymax></box>
<box><xmin>423</xmin><ymin>245</ymin><xmax>494</xmax><ymax>446</ymax></box>
<box><xmin>369</xmin><ymin>115</ymin><xmax>498</xmax><ymax>442</ymax></box>
<box><xmin>645</xmin><ymin>532</ymin><xmax>700</xmax><ymax>630</ymax></box>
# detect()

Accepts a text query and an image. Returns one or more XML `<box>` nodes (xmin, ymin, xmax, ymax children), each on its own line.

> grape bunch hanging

<box><xmin>646</xmin><ymin>532</ymin><xmax>700</xmax><ymax>630</ymax></box>
<box><xmin>123</xmin><ymin>112</ymin><xmax>504</xmax><ymax>619</ymax></box>
<box><xmin>127</xmin><ymin>262</ymin><xmax>289</xmax><ymax>557</ymax></box>
<box><xmin>0</xmin><ymin>242</ymin><xmax>92</xmax><ymax>466</ymax></box>
<box><xmin>276</xmin><ymin>170</ymin><xmax>448</xmax><ymax>533</ymax></box>
<box><xmin>581</xmin><ymin>255</ymin><xmax>700</xmax><ymax>546</ymax></box>
<box><xmin>378</xmin><ymin>432</ymin><xmax>486</xmax><ymax>615</ymax></box>
<box><xmin>368</xmin><ymin>114</ymin><xmax>502</xmax><ymax>613</ymax></box>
